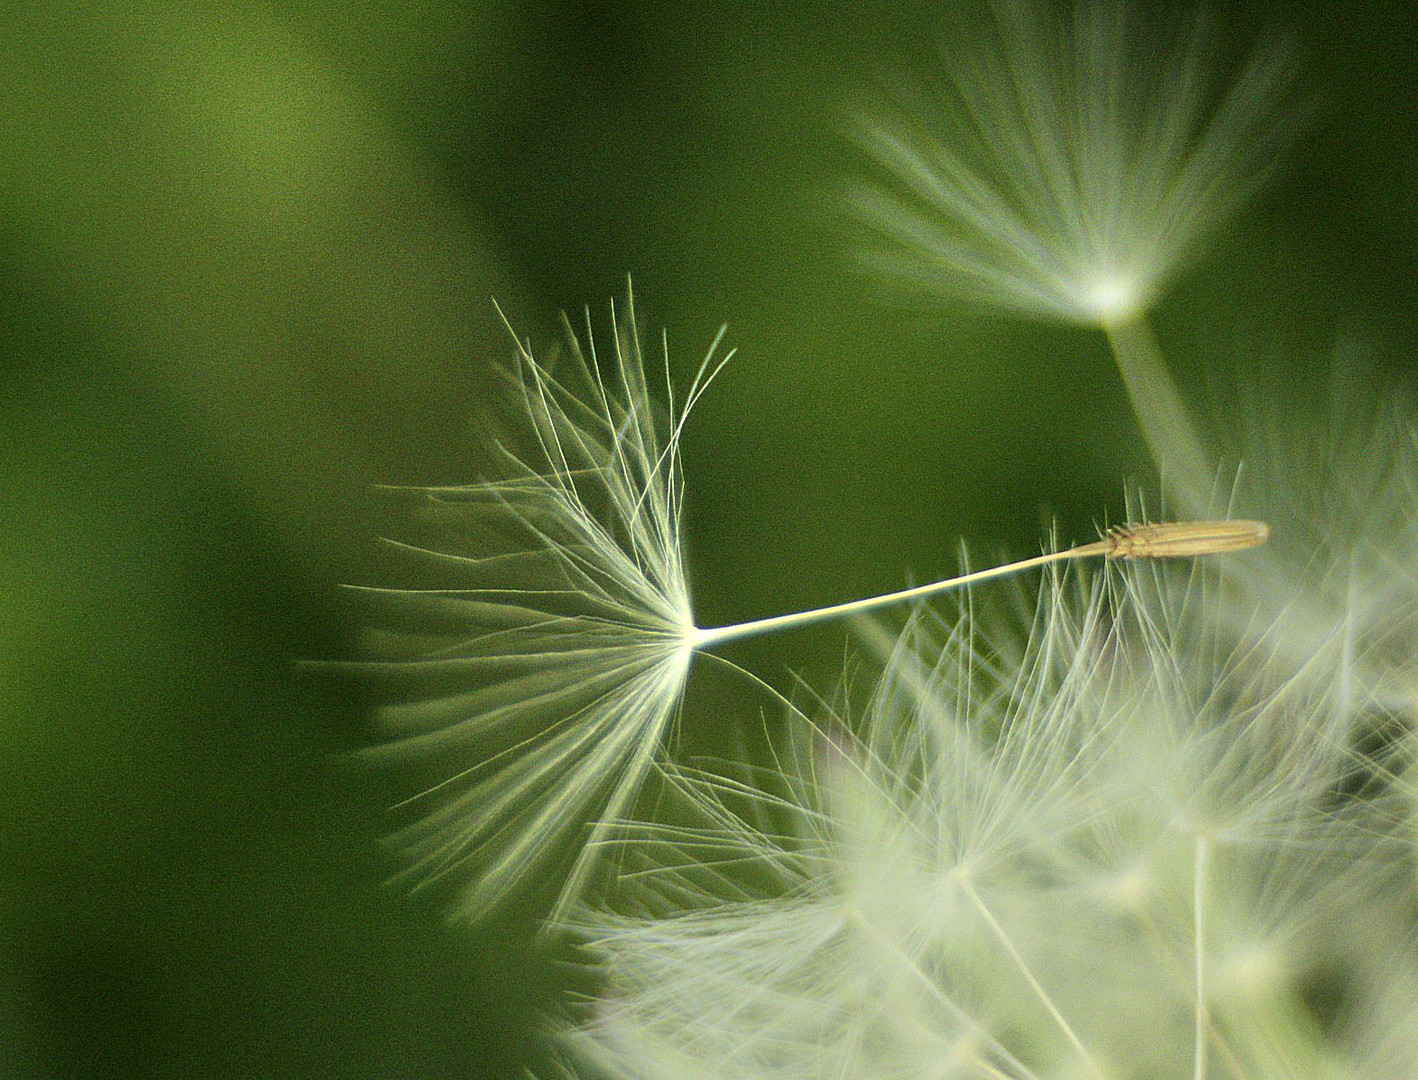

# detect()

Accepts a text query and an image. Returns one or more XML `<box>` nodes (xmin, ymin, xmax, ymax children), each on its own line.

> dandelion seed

<box><xmin>349</xmin><ymin>285</ymin><xmax>1267</xmax><ymax>922</ymax></box>
<box><xmin>849</xmin><ymin>1</ymin><xmax>1304</xmax><ymax>507</ymax></box>
<box><xmin>849</xmin><ymin>0</ymin><xmax>1302</xmax><ymax>330</ymax></box>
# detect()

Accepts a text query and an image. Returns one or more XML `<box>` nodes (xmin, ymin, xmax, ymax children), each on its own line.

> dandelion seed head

<box><xmin>849</xmin><ymin>1</ymin><xmax>1301</xmax><ymax>325</ymax></box>
<box><xmin>352</xmin><ymin>284</ymin><xmax>730</xmax><ymax>922</ymax></box>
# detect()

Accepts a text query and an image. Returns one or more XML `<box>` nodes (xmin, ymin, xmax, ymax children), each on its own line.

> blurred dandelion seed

<box><xmin>850</xmin><ymin>0</ymin><xmax>1302</xmax><ymax>329</ymax></box>
<box><xmin>350</xmin><ymin>284</ymin><xmax>1267</xmax><ymax>922</ymax></box>
<box><xmin>850</xmin><ymin>1</ymin><xmax>1305</xmax><ymax>511</ymax></box>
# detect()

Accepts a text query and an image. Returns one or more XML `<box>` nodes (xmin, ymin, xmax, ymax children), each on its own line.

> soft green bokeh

<box><xmin>0</xmin><ymin>1</ymin><xmax>1414</xmax><ymax>1076</ymax></box>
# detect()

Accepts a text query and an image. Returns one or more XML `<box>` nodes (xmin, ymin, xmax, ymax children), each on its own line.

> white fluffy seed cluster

<box><xmin>557</xmin><ymin>550</ymin><xmax>1418</xmax><ymax>1079</ymax></box>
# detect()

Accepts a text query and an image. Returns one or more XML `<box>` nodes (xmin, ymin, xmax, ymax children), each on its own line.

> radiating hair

<box><xmin>849</xmin><ymin>0</ymin><xmax>1303</xmax><ymax>325</ymax></box>
<box><xmin>351</xmin><ymin>287</ymin><xmax>728</xmax><ymax>921</ymax></box>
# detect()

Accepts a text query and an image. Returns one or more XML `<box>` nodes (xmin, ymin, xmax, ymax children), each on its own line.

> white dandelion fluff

<box><xmin>850</xmin><ymin>2</ymin><xmax>1305</xmax><ymax>507</ymax></box>
<box><xmin>1213</xmin><ymin>346</ymin><xmax>1418</xmax><ymax>725</ymax></box>
<box><xmin>1098</xmin><ymin>324</ymin><xmax>1418</xmax><ymax>735</ymax></box>
<box><xmin>558</xmin><ymin>559</ymin><xmax>1414</xmax><ymax>1080</ymax></box>
<box><xmin>1093</xmin><ymin>330</ymin><xmax>1418</xmax><ymax>926</ymax></box>
<box><xmin>850</xmin><ymin>0</ymin><xmax>1302</xmax><ymax>329</ymax></box>
<box><xmin>352</xmin><ymin>289</ymin><xmax>712</xmax><ymax>921</ymax></box>
<box><xmin>349</xmin><ymin>285</ymin><xmax>1267</xmax><ymax>922</ymax></box>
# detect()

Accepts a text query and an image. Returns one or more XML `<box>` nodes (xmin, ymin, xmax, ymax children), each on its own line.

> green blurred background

<box><xmin>0</xmin><ymin>1</ymin><xmax>1414</xmax><ymax>1076</ymax></box>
